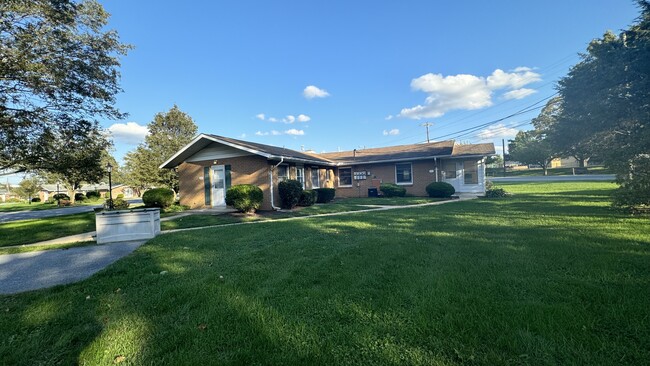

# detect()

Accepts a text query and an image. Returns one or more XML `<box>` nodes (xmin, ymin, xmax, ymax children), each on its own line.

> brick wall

<box><xmin>334</xmin><ymin>160</ymin><xmax>439</xmax><ymax>198</ymax></box>
<box><xmin>178</xmin><ymin>155</ymin><xmax>274</xmax><ymax>210</ymax></box>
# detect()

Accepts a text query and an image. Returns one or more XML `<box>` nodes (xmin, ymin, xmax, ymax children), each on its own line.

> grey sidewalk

<box><xmin>0</xmin><ymin>240</ymin><xmax>145</xmax><ymax>294</ymax></box>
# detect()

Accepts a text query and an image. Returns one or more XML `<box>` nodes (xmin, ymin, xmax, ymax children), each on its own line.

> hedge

<box><xmin>226</xmin><ymin>184</ymin><xmax>263</xmax><ymax>213</ymax></box>
<box><xmin>142</xmin><ymin>188</ymin><xmax>175</xmax><ymax>208</ymax></box>
<box><xmin>278</xmin><ymin>180</ymin><xmax>303</xmax><ymax>209</ymax></box>
<box><xmin>380</xmin><ymin>183</ymin><xmax>406</xmax><ymax>197</ymax></box>
<box><xmin>298</xmin><ymin>190</ymin><xmax>318</xmax><ymax>206</ymax></box>
<box><xmin>425</xmin><ymin>182</ymin><xmax>455</xmax><ymax>198</ymax></box>
<box><xmin>315</xmin><ymin>188</ymin><xmax>336</xmax><ymax>203</ymax></box>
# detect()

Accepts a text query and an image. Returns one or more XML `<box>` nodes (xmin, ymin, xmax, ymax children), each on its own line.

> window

<box><xmin>277</xmin><ymin>165</ymin><xmax>288</xmax><ymax>182</ymax></box>
<box><xmin>296</xmin><ymin>167</ymin><xmax>305</xmax><ymax>188</ymax></box>
<box><xmin>463</xmin><ymin>160</ymin><xmax>479</xmax><ymax>184</ymax></box>
<box><xmin>310</xmin><ymin>168</ymin><xmax>320</xmax><ymax>188</ymax></box>
<box><xmin>338</xmin><ymin>167</ymin><xmax>352</xmax><ymax>187</ymax></box>
<box><xmin>395</xmin><ymin>163</ymin><xmax>412</xmax><ymax>185</ymax></box>
<box><xmin>443</xmin><ymin>161</ymin><xmax>457</xmax><ymax>179</ymax></box>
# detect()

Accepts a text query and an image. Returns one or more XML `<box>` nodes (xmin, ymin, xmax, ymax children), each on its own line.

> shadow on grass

<box><xmin>1</xmin><ymin>184</ymin><xmax>649</xmax><ymax>364</ymax></box>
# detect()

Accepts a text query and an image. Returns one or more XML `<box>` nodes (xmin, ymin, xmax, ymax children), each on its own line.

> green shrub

<box><xmin>425</xmin><ymin>182</ymin><xmax>456</xmax><ymax>198</ymax></box>
<box><xmin>226</xmin><ymin>184</ymin><xmax>263</xmax><ymax>213</ymax></box>
<box><xmin>116</xmin><ymin>193</ymin><xmax>124</xmax><ymax>199</ymax></box>
<box><xmin>86</xmin><ymin>190</ymin><xmax>101</xmax><ymax>200</ymax></box>
<box><xmin>142</xmin><ymin>188</ymin><xmax>175</xmax><ymax>208</ymax></box>
<box><xmin>74</xmin><ymin>193</ymin><xmax>86</xmax><ymax>202</ymax></box>
<box><xmin>53</xmin><ymin>193</ymin><xmax>70</xmax><ymax>201</ymax></box>
<box><xmin>485</xmin><ymin>188</ymin><xmax>509</xmax><ymax>198</ymax></box>
<box><xmin>163</xmin><ymin>204</ymin><xmax>190</xmax><ymax>213</ymax></box>
<box><xmin>298</xmin><ymin>190</ymin><xmax>318</xmax><ymax>206</ymax></box>
<box><xmin>315</xmin><ymin>188</ymin><xmax>336</xmax><ymax>203</ymax></box>
<box><xmin>278</xmin><ymin>179</ymin><xmax>303</xmax><ymax>209</ymax></box>
<box><xmin>380</xmin><ymin>183</ymin><xmax>406</xmax><ymax>197</ymax></box>
<box><xmin>104</xmin><ymin>197</ymin><xmax>130</xmax><ymax>210</ymax></box>
<box><xmin>31</xmin><ymin>197</ymin><xmax>41</xmax><ymax>203</ymax></box>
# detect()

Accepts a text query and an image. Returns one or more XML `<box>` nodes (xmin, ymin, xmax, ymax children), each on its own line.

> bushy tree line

<box><xmin>511</xmin><ymin>1</ymin><xmax>649</xmax><ymax>210</ymax></box>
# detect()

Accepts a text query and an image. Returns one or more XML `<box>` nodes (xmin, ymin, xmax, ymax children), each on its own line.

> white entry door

<box><xmin>212</xmin><ymin>165</ymin><xmax>226</xmax><ymax>207</ymax></box>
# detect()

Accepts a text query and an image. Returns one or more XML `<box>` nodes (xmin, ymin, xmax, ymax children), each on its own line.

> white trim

<box><xmin>295</xmin><ymin>166</ymin><xmax>305</xmax><ymax>189</ymax></box>
<box><xmin>395</xmin><ymin>162</ymin><xmax>413</xmax><ymax>185</ymax></box>
<box><xmin>337</xmin><ymin>167</ymin><xmax>353</xmax><ymax>187</ymax></box>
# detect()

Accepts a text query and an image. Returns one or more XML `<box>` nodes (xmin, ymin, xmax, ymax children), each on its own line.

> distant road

<box><xmin>489</xmin><ymin>174</ymin><xmax>615</xmax><ymax>182</ymax></box>
<box><xmin>0</xmin><ymin>198</ymin><xmax>143</xmax><ymax>223</ymax></box>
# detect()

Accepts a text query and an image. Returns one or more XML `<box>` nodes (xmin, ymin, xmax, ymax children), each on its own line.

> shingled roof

<box><xmin>314</xmin><ymin>140</ymin><xmax>455</xmax><ymax>164</ymax></box>
<box><xmin>160</xmin><ymin>134</ymin><xmax>495</xmax><ymax>169</ymax></box>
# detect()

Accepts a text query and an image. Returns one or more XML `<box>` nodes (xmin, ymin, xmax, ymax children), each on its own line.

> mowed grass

<box><xmin>0</xmin><ymin>212</ymin><xmax>96</xmax><ymax>247</ymax></box>
<box><xmin>1</xmin><ymin>182</ymin><xmax>649</xmax><ymax>364</ymax></box>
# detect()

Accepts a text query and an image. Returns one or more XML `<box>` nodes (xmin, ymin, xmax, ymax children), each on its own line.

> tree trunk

<box><xmin>67</xmin><ymin>188</ymin><xmax>76</xmax><ymax>204</ymax></box>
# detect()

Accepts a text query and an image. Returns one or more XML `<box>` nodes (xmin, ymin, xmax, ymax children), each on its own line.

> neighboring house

<box><xmin>550</xmin><ymin>156</ymin><xmax>588</xmax><ymax>168</ymax></box>
<box><xmin>160</xmin><ymin>134</ymin><xmax>495</xmax><ymax>211</ymax></box>
<box><xmin>0</xmin><ymin>185</ymin><xmax>20</xmax><ymax>203</ymax></box>
<box><xmin>38</xmin><ymin>183</ymin><xmax>136</xmax><ymax>202</ymax></box>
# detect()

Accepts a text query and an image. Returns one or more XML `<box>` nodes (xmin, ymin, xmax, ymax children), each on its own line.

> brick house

<box><xmin>160</xmin><ymin>134</ymin><xmax>495</xmax><ymax>211</ymax></box>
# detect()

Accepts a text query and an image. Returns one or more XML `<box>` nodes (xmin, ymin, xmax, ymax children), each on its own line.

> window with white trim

<box><xmin>338</xmin><ymin>167</ymin><xmax>352</xmax><ymax>187</ymax></box>
<box><xmin>310</xmin><ymin>168</ymin><xmax>320</xmax><ymax>188</ymax></box>
<box><xmin>395</xmin><ymin>163</ymin><xmax>413</xmax><ymax>185</ymax></box>
<box><xmin>296</xmin><ymin>167</ymin><xmax>305</xmax><ymax>188</ymax></box>
<box><xmin>277</xmin><ymin>165</ymin><xmax>288</xmax><ymax>182</ymax></box>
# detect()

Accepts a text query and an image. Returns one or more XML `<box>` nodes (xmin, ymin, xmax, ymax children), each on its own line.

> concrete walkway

<box><xmin>0</xmin><ymin>198</ymin><xmax>143</xmax><ymax>223</ymax></box>
<box><xmin>0</xmin><ymin>196</ymin><xmax>477</xmax><ymax>294</ymax></box>
<box><xmin>0</xmin><ymin>240</ymin><xmax>146</xmax><ymax>294</ymax></box>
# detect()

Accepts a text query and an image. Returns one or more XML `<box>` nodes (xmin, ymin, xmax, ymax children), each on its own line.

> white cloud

<box><xmin>477</xmin><ymin>123</ymin><xmax>519</xmax><ymax>139</ymax></box>
<box><xmin>108</xmin><ymin>122</ymin><xmax>148</xmax><ymax>145</ymax></box>
<box><xmin>383</xmin><ymin>129</ymin><xmax>400</xmax><ymax>136</ymax></box>
<box><xmin>239</xmin><ymin>133</ymin><xmax>247</xmax><ymax>138</ymax></box>
<box><xmin>255</xmin><ymin>113</ymin><xmax>265</xmax><ymax>120</ymax></box>
<box><xmin>283</xmin><ymin>115</ymin><xmax>296</xmax><ymax>124</ymax></box>
<box><xmin>503</xmin><ymin>88</ymin><xmax>537</xmax><ymax>100</ymax></box>
<box><xmin>303</xmin><ymin>85</ymin><xmax>330</xmax><ymax>99</ymax></box>
<box><xmin>398</xmin><ymin>67</ymin><xmax>541</xmax><ymax>120</ymax></box>
<box><xmin>268</xmin><ymin>117</ymin><xmax>278</xmax><ymax>122</ymax></box>
<box><xmin>385</xmin><ymin>115</ymin><xmax>394</xmax><ymax>120</ymax></box>
<box><xmin>297</xmin><ymin>114</ymin><xmax>311</xmax><ymax>122</ymax></box>
<box><xmin>487</xmin><ymin>68</ymin><xmax>541</xmax><ymax>89</ymax></box>
<box><xmin>255</xmin><ymin>131</ymin><xmax>267</xmax><ymax>136</ymax></box>
<box><xmin>285</xmin><ymin>129</ymin><xmax>305</xmax><ymax>136</ymax></box>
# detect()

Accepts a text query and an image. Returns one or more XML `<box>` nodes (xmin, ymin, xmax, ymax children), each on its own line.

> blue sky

<box><xmin>5</xmin><ymin>1</ymin><xmax>643</xmax><ymax>183</ymax></box>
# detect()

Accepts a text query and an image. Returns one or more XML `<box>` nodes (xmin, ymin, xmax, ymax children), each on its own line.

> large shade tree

<box><xmin>549</xmin><ymin>0</ymin><xmax>650</xmax><ymax>209</ymax></box>
<box><xmin>508</xmin><ymin>130</ymin><xmax>555</xmax><ymax>176</ymax></box>
<box><xmin>0</xmin><ymin>0</ymin><xmax>130</xmax><ymax>172</ymax></box>
<box><xmin>124</xmin><ymin>105</ymin><xmax>197</xmax><ymax>193</ymax></box>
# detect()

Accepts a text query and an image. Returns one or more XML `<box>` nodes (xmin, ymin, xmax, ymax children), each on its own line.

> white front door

<box><xmin>212</xmin><ymin>165</ymin><xmax>226</xmax><ymax>207</ymax></box>
<box><xmin>442</xmin><ymin>161</ymin><xmax>462</xmax><ymax>192</ymax></box>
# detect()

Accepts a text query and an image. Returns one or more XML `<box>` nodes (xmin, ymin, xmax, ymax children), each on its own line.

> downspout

<box><xmin>434</xmin><ymin>157</ymin><xmax>439</xmax><ymax>182</ymax></box>
<box><xmin>269</xmin><ymin>157</ymin><xmax>284</xmax><ymax>210</ymax></box>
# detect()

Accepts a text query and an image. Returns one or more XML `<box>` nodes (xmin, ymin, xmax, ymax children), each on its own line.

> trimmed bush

<box><xmin>142</xmin><ymin>188</ymin><xmax>175</xmax><ymax>208</ymax></box>
<box><xmin>425</xmin><ymin>182</ymin><xmax>456</xmax><ymax>198</ymax></box>
<box><xmin>53</xmin><ymin>193</ymin><xmax>70</xmax><ymax>201</ymax></box>
<box><xmin>485</xmin><ymin>188</ymin><xmax>509</xmax><ymax>198</ymax></box>
<box><xmin>74</xmin><ymin>193</ymin><xmax>86</xmax><ymax>202</ymax></box>
<box><xmin>315</xmin><ymin>188</ymin><xmax>336</xmax><ymax>203</ymax></box>
<box><xmin>380</xmin><ymin>183</ymin><xmax>406</xmax><ymax>197</ymax></box>
<box><xmin>86</xmin><ymin>190</ymin><xmax>101</xmax><ymax>200</ymax></box>
<box><xmin>299</xmin><ymin>190</ymin><xmax>318</xmax><ymax>206</ymax></box>
<box><xmin>278</xmin><ymin>179</ymin><xmax>303</xmax><ymax>209</ymax></box>
<box><xmin>117</xmin><ymin>193</ymin><xmax>124</xmax><ymax>199</ymax></box>
<box><xmin>31</xmin><ymin>197</ymin><xmax>41</xmax><ymax>203</ymax></box>
<box><xmin>104</xmin><ymin>197</ymin><xmax>130</xmax><ymax>210</ymax></box>
<box><xmin>226</xmin><ymin>184</ymin><xmax>263</xmax><ymax>213</ymax></box>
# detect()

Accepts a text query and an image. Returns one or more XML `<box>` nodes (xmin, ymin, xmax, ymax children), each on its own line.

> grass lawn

<box><xmin>0</xmin><ymin>212</ymin><xmax>96</xmax><ymax>247</ymax></box>
<box><xmin>0</xmin><ymin>200</ymin><xmax>103</xmax><ymax>213</ymax></box>
<box><xmin>334</xmin><ymin>196</ymin><xmax>447</xmax><ymax>206</ymax></box>
<box><xmin>1</xmin><ymin>181</ymin><xmax>648</xmax><ymax>364</ymax></box>
<box><xmin>486</xmin><ymin>165</ymin><xmax>614</xmax><ymax>177</ymax></box>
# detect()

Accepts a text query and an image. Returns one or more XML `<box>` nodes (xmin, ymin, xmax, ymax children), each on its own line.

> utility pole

<box><xmin>421</xmin><ymin>122</ymin><xmax>433</xmax><ymax>143</ymax></box>
<box><xmin>502</xmin><ymin>139</ymin><xmax>507</xmax><ymax>177</ymax></box>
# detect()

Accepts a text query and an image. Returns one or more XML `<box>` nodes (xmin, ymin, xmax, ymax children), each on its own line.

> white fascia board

<box><xmin>159</xmin><ymin>134</ymin><xmax>208</xmax><ymax>169</ymax></box>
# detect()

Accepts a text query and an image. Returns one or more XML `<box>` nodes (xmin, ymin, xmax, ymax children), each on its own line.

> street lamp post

<box><xmin>106</xmin><ymin>163</ymin><xmax>113</xmax><ymax>210</ymax></box>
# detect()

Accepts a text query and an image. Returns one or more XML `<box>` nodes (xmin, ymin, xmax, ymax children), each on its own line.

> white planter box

<box><xmin>95</xmin><ymin>208</ymin><xmax>161</xmax><ymax>244</ymax></box>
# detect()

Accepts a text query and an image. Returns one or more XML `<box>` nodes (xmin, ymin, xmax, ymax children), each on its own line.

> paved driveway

<box><xmin>489</xmin><ymin>174</ymin><xmax>615</xmax><ymax>182</ymax></box>
<box><xmin>0</xmin><ymin>240</ymin><xmax>145</xmax><ymax>294</ymax></box>
<box><xmin>0</xmin><ymin>199</ymin><xmax>143</xmax><ymax>223</ymax></box>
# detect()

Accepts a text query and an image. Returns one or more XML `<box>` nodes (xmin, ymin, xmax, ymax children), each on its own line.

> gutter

<box><xmin>269</xmin><ymin>157</ymin><xmax>284</xmax><ymax>210</ymax></box>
